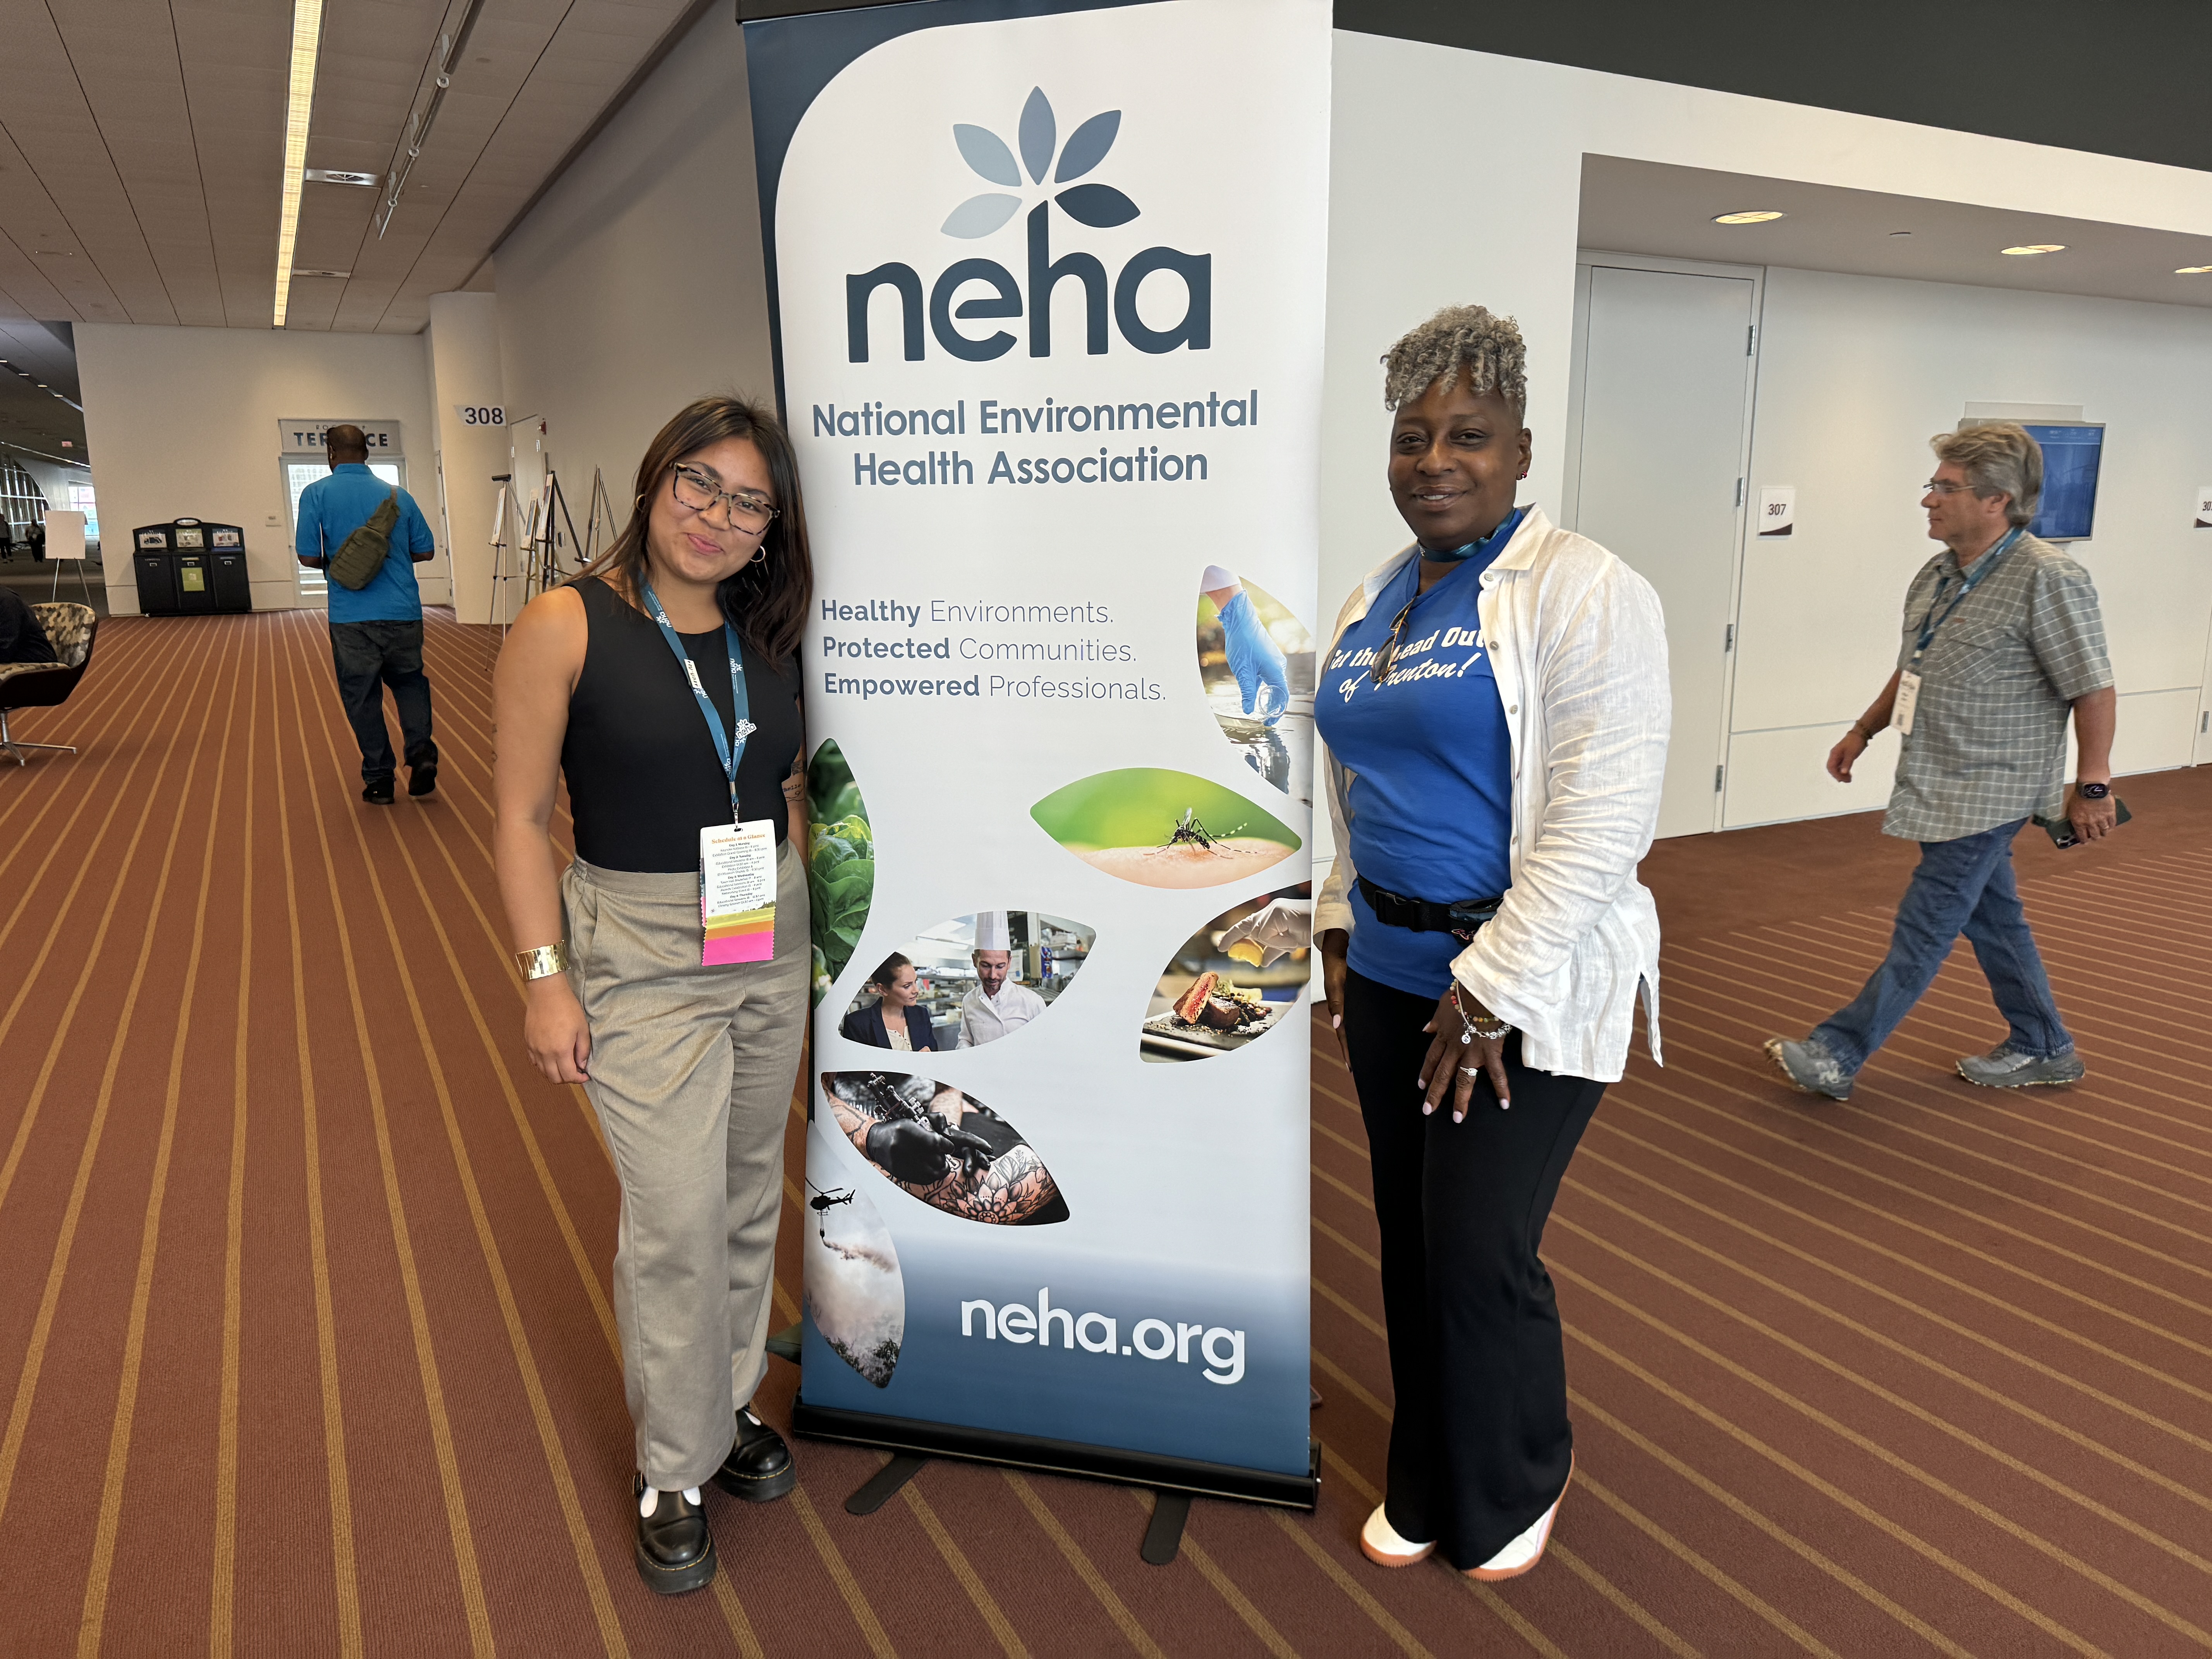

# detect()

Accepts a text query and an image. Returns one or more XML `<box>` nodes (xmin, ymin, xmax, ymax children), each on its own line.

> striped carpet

<box><xmin>3</xmin><ymin>608</ymin><xmax>2209</xmax><ymax>1656</ymax></box>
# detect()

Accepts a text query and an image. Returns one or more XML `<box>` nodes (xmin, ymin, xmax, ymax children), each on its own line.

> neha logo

<box><xmin>847</xmin><ymin>86</ymin><xmax>1209</xmax><ymax>363</ymax></box>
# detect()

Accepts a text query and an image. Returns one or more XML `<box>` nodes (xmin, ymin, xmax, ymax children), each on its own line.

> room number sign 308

<box><xmin>455</xmin><ymin>405</ymin><xmax>506</xmax><ymax>426</ymax></box>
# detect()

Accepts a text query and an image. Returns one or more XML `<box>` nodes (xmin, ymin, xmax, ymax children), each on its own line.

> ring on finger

<box><xmin>1458</xmin><ymin>1066</ymin><xmax>1482</xmax><ymax>1078</ymax></box>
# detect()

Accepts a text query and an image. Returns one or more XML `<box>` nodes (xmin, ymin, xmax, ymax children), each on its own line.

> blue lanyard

<box><xmin>639</xmin><ymin>581</ymin><xmax>751</xmax><ymax>822</ymax></box>
<box><xmin>1912</xmin><ymin>528</ymin><xmax>2020</xmax><ymax>663</ymax></box>
<box><xmin>1423</xmin><ymin>505</ymin><xmax>1526</xmax><ymax>564</ymax></box>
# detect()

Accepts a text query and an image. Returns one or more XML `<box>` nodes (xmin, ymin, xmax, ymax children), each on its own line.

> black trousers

<box><xmin>329</xmin><ymin>620</ymin><xmax>437</xmax><ymax>783</ymax></box>
<box><xmin>1342</xmin><ymin>967</ymin><xmax>1605</xmax><ymax>1571</ymax></box>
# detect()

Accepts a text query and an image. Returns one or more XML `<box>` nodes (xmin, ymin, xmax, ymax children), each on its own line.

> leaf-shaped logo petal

<box><xmin>807</xmin><ymin>740</ymin><xmax>872</xmax><ymax>1006</ymax></box>
<box><xmin>1053</xmin><ymin>110</ymin><xmax>1121</xmax><ymax>182</ymax></box>
<box><xmin>941</xmin><ymin>193</ymin><xmax>1022</xmax><ymax>239</ymax></box>
<box><xmin>1031</xmin><ymin>768</ymin><xmax>1299</xmax><ymax>890</ymax></box>
<box><xmin>802</xmin><ymin>1144</ymin><xmax>904</xmax><ymax>1389</ymax></box>
<box><xmin>1018</xmin><ymin>87</ymin><xmax>1056</xmax><ymax>185</ymax></box>
<box><xmin>952</xmin><ymin>122</ymin><xmax>1021</xmax><ymax>187</ymax></box>
<box><xmin>822</xmin><ymin>1073</ymin><xmax>1070</xmax><ymax>1226</ymax></box>
<box><xmin>1054</xmin><ymin>184</ymin><xmax>1139</xmax><ymax>229</ymax></box>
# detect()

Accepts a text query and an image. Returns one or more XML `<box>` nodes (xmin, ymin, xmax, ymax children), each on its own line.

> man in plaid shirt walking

<box><xmin>1767</xmin><ymin>422</ymin><xmax>2117</xmax><ymax>1101</ymax></box>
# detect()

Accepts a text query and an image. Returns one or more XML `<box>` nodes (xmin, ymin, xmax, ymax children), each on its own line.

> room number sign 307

<box><xmin>454</xmin><ymin>405</ymin><xmax>506</xmax><ymax>426</ymax></box>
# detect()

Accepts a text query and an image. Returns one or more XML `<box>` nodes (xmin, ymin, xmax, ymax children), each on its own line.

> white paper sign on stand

<box><xmin>42</xmin><ymin>510</ymin><xmax>86</xmax><ymax>560</ymax></box>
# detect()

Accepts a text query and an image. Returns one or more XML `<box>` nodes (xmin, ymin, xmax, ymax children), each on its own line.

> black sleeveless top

<box><xmin>563</xmin><ymin>575</ymin><xmax>804</xmax><ymax>872</ymax></box>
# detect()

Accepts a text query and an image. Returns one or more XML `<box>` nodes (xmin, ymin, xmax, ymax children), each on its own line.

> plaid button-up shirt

<box><xmin>1884</xmin><ymin>532</ymin><xmax>2112</xmax><ymax>843</ymax></box>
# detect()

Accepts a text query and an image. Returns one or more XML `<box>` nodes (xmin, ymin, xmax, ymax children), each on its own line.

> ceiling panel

<box><xmin>0</xmin><ymin>0</ymin><xmax>706</xmax><ymax>337</ymax></box>
<box><xmin>1580</xmin><ymin>159</ymin><xmax>2212</xmax><ymax>311</ymax></box>
<box><xmin>0</xmin><ymin>319</ymin><xmax>87</xmax><ymax>464</ymax></box>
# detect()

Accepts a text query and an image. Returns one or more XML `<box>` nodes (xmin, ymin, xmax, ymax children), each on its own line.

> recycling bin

<box><xmin>129</xmin><ymin>519</ymin><xmax>252</xmax><ymax>614</ymax></box>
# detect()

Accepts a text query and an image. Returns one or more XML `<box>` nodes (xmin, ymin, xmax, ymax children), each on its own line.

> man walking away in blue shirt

<box><xmin>297</xmin><ymin>424</ymin><xmax>440</xmax><ymax>805</ymax></box>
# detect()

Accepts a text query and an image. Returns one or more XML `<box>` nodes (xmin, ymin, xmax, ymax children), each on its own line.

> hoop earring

<box><xmin>747</xmin><ymin>545</ymin><xmax>767</xmax><ymax>566</ymax></box>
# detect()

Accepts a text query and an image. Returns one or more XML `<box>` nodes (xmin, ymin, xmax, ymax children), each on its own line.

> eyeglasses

<box><xmin>1923</xmin><ymin>480</ymin><xmax>1980</xmax><ymax>497</ymax></box>
<box><xmin>1370</xmin><ymin>596</ymin><xmax>1420</xmax><ymax>684</ymax></box>
<box><xmin>670</xmin><ymin>462</ymin><xmax>777</xmax><ymax>531</ymax></box>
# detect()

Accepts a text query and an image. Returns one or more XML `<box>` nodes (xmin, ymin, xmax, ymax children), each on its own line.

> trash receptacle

<box><xmin>196</xmin><ymin>523</ymin><xmax>251</xmax><ymax>611</ymax></box>
<box><xmin>132</xmin><ymin>524</ymin><xmax>180</xmax><ymax>615</ymax></box>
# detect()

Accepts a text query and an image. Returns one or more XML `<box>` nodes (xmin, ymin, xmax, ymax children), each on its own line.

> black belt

<box><xmin>1357</xmin><ymin>875</ymin><xmax>1501</xmax><ymax>941</ymax></box>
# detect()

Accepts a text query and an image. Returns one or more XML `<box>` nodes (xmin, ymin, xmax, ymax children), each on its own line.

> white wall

<box><xmin>1728</xmin><ymin>268</ymin><xmax>2212</xmax><ymax>825</ymax></box>
<box><xmin>76</xmin><ymin>323</ymin><xmax>443</xmax><ymax>614</ymax></box>
<box><xmin>491</xmin><ymin>7</ymin><xmax>775</xmax><ymax>547</ymax></box>
<box><xmin>426</xmin><ymin>292</ymin><xmax>508</xmax><ymax>623</ymax></box>
<box><xmin>1320</xmin><ymin>31</ymin><xmax>2212</xmax><ymax>860</ymax></box>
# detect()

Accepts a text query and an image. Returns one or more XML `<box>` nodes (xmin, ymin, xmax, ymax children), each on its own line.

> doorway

<box><xmin>1562</xmin><ymin>256</ymin><xmax>1759</xmax><ymax>838</ymax></box>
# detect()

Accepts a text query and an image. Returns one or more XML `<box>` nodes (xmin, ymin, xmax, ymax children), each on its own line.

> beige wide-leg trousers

<box><xmin>562</xmin><ymin>840</ymin><xmax>809</xmax><ymax>1491</ymax></box>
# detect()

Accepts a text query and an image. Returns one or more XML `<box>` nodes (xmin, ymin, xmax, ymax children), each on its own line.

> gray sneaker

<box><xmin>1764</xmin><ymin>1037</ymin><xmax>1853</xmax><ymax>1101</ymax></box>
<box><xmin>1957</xmin><ymin>1045</ymin><xmax>2085</xmax><ymax>1088</ymax></box>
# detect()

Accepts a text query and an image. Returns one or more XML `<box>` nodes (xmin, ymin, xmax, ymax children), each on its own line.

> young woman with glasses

<box><xmin>1313</xmin><ymin>306</ymin><xmax>1669</xmax><ymax>1584</ymax></box>
<box><xmin>493</xmin><ymin>395</ymin><xmax>813</xmax><ymax>1595</ymax></box>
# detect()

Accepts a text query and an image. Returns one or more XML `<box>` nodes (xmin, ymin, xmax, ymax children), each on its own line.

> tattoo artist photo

<box><xmin>1768</xmin><ymin>423</ymin><xmax>2116</xmax><ymax>1101</ymax></box>
<box><xmin>1314</xmin><ymin>306</ymin><xmax>1669</xmax><ymax>1583</ymax></box>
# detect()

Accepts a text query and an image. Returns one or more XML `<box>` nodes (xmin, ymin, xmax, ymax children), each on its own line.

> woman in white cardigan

<box><xmin>1314</xmin><ymin>305</ymin><xmax>1669</xmax><ymax>1582</ymax></box>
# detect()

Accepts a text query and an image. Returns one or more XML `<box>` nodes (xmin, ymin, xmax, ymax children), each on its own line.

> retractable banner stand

<box><xmin>746</xmin><ymin>0</ymin><xmax>1329</xmax><ymax>1505</ymax></box>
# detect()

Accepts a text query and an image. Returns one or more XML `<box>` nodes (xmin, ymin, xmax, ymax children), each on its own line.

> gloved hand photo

<box><xmin>1219</xmin><ymin>897</ymin><xmax>1312</xmax><ymax>967</ymax></box>
<box><xmin>864</xmin><ymin>1118</ymin><xmax>960</xmax><ymax>1183</ymax></box>
<box><xmin>1218</xmin><ymin>589</ymin><xmax>1290</xmax><ymax>727</ymax></box>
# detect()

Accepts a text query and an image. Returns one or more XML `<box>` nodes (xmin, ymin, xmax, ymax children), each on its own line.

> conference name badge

<box><xmin>700</xmin><ymin>820</ymin><xmax>776</xmax><ymax>965</ymax></box>
<box><xmin>1893</xmin><ymin>670</ymin><xmax>1922</xmax><ymax>737</ymax></box>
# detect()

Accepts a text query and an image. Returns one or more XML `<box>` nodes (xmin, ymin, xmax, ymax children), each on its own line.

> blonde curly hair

<box><xmin>1381</xmin><ymin>304</ymin><xmax>1527</xmax><ymax>414</ymax></box>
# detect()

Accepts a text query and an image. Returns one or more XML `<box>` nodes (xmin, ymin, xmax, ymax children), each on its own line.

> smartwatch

<box><xmin>2077</xmin><ymin>780</ymin><xmax>2111</xmax><ymax>800</ymax></box>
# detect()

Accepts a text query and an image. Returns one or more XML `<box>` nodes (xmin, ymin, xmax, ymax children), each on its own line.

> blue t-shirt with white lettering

<box><xmin>296</xmin><ymin>463</ymin><xmax>436</xmax><ymax>624</ymax></box>
<box><xmin>1314</xmin><ymin>517</ymin><xmax>1518</xmax><ymax>1000</ymax></box>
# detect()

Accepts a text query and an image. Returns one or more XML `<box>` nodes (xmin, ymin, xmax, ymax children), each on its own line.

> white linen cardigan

<box><xmin>1314</xmin><ymin>505</ymin><xmax>1669</xmax><ymax>1082</ymax></box>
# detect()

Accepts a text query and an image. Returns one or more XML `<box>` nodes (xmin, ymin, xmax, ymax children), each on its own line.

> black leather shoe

<box><xmin>713</xmin><ymin>1407</ymin><xmax>796</xmax><ymax>1503</ymax></box>
<box><xmin>633</xmin><ymin>1475</ymin><xmax>716</xmax><ymax>1595</ymax></box>
<box><xmin>407</xmin><ymin>760</ymin><xmax>438</xmax><ymax>798</ymax></box>
<box><xmin>362</xmin><ymin>777</ymin><xmax>396</xmax><ymax>806</ymax></box>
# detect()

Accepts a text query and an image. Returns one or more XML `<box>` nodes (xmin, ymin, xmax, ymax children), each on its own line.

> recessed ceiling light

<box><xmin>2001</xmin><ymin>244</ymin><xmax>2066</xmax><ymax>256</ymax></box>
<box><xmin>1714</xmin><ymin>210</ymin><xmax>1786</xmax><ymax>225</ymax></box>
<box><xmin>2176</xmin><ymin>265</ymin><xmax>2212</xmax><ymax>275</ymax></box>
<box><xmin>273</xmin><ymin>0</ymin><xmax>326</xmax><ymax>327</ymax></box>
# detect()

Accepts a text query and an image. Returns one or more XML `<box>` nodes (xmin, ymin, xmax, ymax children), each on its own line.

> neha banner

<box><xmin>747</xmin><ymin>0</ymin><xmax>1329</xmax><ymax>1502</ymax></box>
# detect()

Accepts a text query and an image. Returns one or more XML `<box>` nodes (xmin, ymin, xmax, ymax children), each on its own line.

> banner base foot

<box><xmin>1140</xmin><ymin>1492</ymin><xmax>1191</xmax><ymax>1565</ymax></box>
<box><xmin>792</xmin><ymin>1394</ymin><xmax>1320</xmax><ymax>1512</ymax></box>
<box><xmin>765</xmin><ymin>1322</ymin><xmax>802</xmax><ymax>1364</ymax></box>
<box><xmin>846</xmin><ymin>1453</ymin><xmax>929</xmax><ymax>1515</ymax></box>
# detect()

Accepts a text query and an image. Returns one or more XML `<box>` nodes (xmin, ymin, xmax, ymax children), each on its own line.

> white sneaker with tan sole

<box><xmin>1467</xmin><ymin>1462</ymin><xmax>1571</xmax><ymax>1582</ymax></box>
<box><xmin>1359</xmin><ymin>1505</ymin><xmax>1434</xmax><ymax>1567</ymax></box>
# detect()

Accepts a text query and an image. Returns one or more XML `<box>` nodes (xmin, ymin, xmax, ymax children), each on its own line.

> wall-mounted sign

<box><xmin>1757</xmin><ymin>484</ymin><xmax>1796</xmax><ymax>537</ymax></box>
<box><xmin>277</xmin><ymin>419</ymin><xmax>401</xmax><ymax>455</ymax></box>
<box><xmin>2194</xmin><ymin>485</ymin><xmax>2212</xmax><ymax>528</ymax></box>
<box><xmin>454</xmin><ymin>404</ymin><xmax>505</xmax><ymax>427</ymax></box>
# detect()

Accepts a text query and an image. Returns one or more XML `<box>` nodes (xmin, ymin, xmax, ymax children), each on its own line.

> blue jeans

<box><xmin>1813</xmin><ymin>819</ymin><xmax>2071</xmax><ymax>1074</ymax></box>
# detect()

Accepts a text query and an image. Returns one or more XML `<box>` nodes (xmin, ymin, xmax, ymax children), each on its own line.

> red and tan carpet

<box><xmin>2</xmin><ymin>609</ymin><xmax>2208</xmax><ymax>1655</ymax></box>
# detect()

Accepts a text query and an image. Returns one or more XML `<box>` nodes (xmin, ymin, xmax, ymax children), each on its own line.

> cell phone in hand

<box><xmin>2033</xmin><ymin>797</ymin><xmax>2131</xmax><ymax>848</ymax></box>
